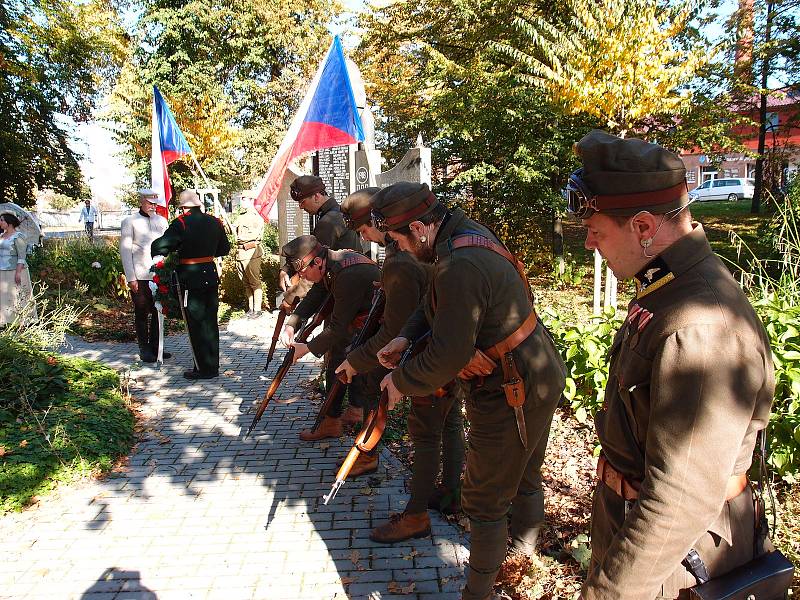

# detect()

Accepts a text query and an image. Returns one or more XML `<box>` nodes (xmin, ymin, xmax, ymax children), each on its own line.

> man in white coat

<box><xmin>120</xmin><ymin>189</ymin><xmax>169</xmax><ymax>362</ymax></box>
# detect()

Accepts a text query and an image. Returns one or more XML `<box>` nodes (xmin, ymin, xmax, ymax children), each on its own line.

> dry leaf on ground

<box><xmin>387</xmin><ymin>581</ymin><xmax>416</xmax><ymax>594</ymax></box>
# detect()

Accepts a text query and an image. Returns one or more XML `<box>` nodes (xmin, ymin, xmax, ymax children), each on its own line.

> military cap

<box><xmin>178</xmin><ymin>189</ymin><xmax>202</xmax><ymax>208</ymax></box>
<box><xmin>290</xmin><ymin>175</ymin><xmax>327</xmax><ymax>202</ymax></box>
<box><xmin>341</xmin><ymin>187</ymin><xmax>381</xmax><ymax>229</ymax></box>
<box><xmin>137</xmin><ymin>188</ymin><xmax>159</xmax><ymax>199</ymax></box>
<box><xmin>281</xmin><ymin>234</ymin><xmax>326</xmax><ymax>271</ymax></box>
<box><xmin>370</xmin><ymin>182</ymin><xmax>440</xmax><ymax>231</ymax></box>
<box><xmin>567</xmin><ymin>130</ymin><xmax>688</xmax><ymax>217</ymax></box>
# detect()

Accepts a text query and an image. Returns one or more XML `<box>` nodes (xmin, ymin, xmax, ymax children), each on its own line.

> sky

<box><xmin>74</xmin><ymin>0</ymin><xmax>738</xmax><ymax>208</ymax></box>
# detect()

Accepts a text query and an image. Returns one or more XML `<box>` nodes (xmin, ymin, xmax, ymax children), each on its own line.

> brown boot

<box><xmin>369</xmin><ymin>511</ymin><xmax>431</xmax><ymax>543</ymax></box>
<box><xmin>299</xmin><ymin>416</ymin><xmax>342</xmax><ymax>441</ymax></box>
<box><xmin>348</xmin><ymin>453</ymin><xmax>378</xmax><ymax>478</ymax></box>
<box><xmin>340</xmin><ymin>405</ymin><xmax>363</xmax><ymax>426</ymax></box>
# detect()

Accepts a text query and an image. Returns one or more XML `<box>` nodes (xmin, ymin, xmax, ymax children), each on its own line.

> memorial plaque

<box><xmin>315</xmin><ymin>145</ymin><xmax>351</xmax><ymax>202</ymax></box>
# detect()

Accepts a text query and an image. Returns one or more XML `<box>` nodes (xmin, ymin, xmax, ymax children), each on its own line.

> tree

<box><xmin>0</xmin><ymin>0</ymin><xmax>127</xmax><ymax>207</ymax></box>
<box><xmin>357</xmin><ymin>0</ymin><xmax>596</xmax><ymax>268</ymax></box>
<box><xmin>492</xmin><ymin>0</ymin><xmax>711</xmax><ymax>138</ymax></box>
<box><xmin>107</xmin><ymin>0</ymin><xmax>337</xmax><ymax>197</ymax></box>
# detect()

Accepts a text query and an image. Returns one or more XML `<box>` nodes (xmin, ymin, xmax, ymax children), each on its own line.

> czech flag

<box><xmin>253</xmin><ymin>36</ymin><xmax>364</xmax><ymax>220</ymax></box>
<box><xmin>151</xmin><ymin>85</ymin><xmax>192</xmax><ymax>217</ymax></box>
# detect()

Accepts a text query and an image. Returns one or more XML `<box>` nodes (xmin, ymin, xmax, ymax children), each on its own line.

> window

<box><xmin>766</xmin><ymin>112</ymin><xmax>779</xmax><ymax>131</ymax></box>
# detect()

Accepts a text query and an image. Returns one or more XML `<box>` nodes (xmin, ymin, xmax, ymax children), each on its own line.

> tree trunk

<box><xmin>751</xmin><ymin>0</ymin><xmax>775</xmax><ymax>214</ymax></box>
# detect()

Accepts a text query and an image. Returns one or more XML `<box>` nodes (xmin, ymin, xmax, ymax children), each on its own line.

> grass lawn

<box><xmin>0</xmin><ymin>350</ymin><xmax>135</xmax><ymax>514</ymax></box>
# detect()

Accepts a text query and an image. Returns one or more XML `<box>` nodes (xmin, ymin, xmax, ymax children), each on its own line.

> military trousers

<box><xmin>405</xmin><ymin>389</ymin><xmax>465</xmax><ymax>514</ymax></box>
<box><xmin>460</xmin><ymin>373</ymin><xmax>559</xmax><ymax>600</ymax></box>
<box><xmin>184</xmin><ymin>286</ymin><xmax>220</xmax><ymax>375</ymax></box>
<box><xmin>236</xmin><ymin>254</ymin><xmax>261</xmax><ymax>295</ymax></box>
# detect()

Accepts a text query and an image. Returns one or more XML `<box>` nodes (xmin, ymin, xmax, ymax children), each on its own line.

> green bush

<box><xmin>0</xmin><ymin>353</ymin><xmax>134</xmax><ymax>513</ymax></box>
<box><xmin>541</xmin><ymin>306</ymin><xmax>624</xmax><ymax>424</ymax></box>
<box><xmin>28</xmin><ymin>237</ymin><xmax>127</xmax><ymax>299</ymax></box>
<box><xmin>219</xmin><ymin>252</ymin><xmax>281</xmax><ymax>310</ymax></box>
<box><xmin>0</xmin><ymin>339</ymin><xmax>67</xmax><ymax>413</ymax></box>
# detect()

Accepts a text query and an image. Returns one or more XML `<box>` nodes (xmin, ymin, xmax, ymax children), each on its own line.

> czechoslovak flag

<box><xmin>253</xmin><ymin>36</ymin><xmax>364</xmax><ymax>220</ymax></box>
<box><xmin>151</xmin><ymin>85</ymin><xmax>192</xmax><ymax>217</ymax></box>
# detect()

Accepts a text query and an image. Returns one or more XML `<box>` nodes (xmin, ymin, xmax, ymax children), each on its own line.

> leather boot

<box><xmin>369</xmin><ymin>511</ymin><xmax>431</xmax><ymax>543</ymax></box>
<box><xmin>340</xmin><ymin>405</ymin><xmax>363</xmax><ymax>426</ymax></box>
<box><xmin>299</xmin><ymin>416</ymin><xmax>342</xmax><ymax>441</ymax></box>
<box><xmin>428</xmin><ymin>484</ymin><xmax>461</xmax><ymax>514</ymax></box>
<box><xmin>348</xmin><ymin>453</ymin><xmax>378</xmax><ymax>478</ymax></box>
<box><xmin>509</xmin><ymin>490</ymin><xmax>544</xmax><ymax>556</ymax></box>
<box><xmin>461</xmin><ymin>519</ymin><xmax>508</xmax><ymax>600</ymax></box>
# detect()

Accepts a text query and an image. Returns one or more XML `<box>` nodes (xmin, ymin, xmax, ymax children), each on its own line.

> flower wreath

<box><xmin>149</xmin><ymin>254</ymin><xmax>180</xmax><ymax>318</ymax></box>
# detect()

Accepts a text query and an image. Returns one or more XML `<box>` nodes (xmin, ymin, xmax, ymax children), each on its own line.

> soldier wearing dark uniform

<box><xmin>279</xmin><ymin>175</ymin><xmax>363</xmax><ymax>306</ymax></box>
<box><xmin>233</xmin><ymin>192</ymin><xmax>264</xmax><ymax>318</ymax></box>
<box><xmin>335</xmin><ymin>188</ymin><xmax>466</xmax><ymax>542</ymax></box>
<box><xmin>373</xmin><ymin>183</ymin><xmax>566</xmax><ymax>600</ymax></box>
<box><xmin>279</xmin><ymin>234</ymin><xmax>381</xmax><ymax>441</ymax></box>
<box><xmin>151</xmin><ymin>190</ymin><xmax>231</xmax><ymax>380</ymax></box>
<box><xmin>563</xmin><ymin>131</ymin><xmax>775</xmax><ymax>599</ymax></box>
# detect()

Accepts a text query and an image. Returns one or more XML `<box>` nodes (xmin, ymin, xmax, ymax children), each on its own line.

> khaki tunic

<box><xmin>394</xmin><ymin>209</ymin><xmax>566</xmax><ymax>521</ymax></box>
<box><xmin>233</xmin><ymin>207</ymin><xmax>264</xmax><ymax>292</ymax></box>
<box><xmin>584</xmin><ymin>224</ymin><xmax>775</xmax><ymax>600</ymax></box>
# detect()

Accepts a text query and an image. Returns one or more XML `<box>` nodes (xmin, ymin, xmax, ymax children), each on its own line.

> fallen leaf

<box><xmin>274</xmin><ymin>396</ymin><xmax>301</xmax><ymax>404</ymax></box>
<box><xmin>223</xmin><ymin>370</ymin><xmax>235</xmax><ymax>376</ymax></box>
<box><xmin>402</xmin><ymin>550</ymin><xmax>419</xmax><ymax>560</ymax></box>
<box><xmin>0</xmin><ymin>445</ymin><xmax>8</xmax><ymax>457</ymax></box>
<box><xmin>19</xmin><ymin>440</ymin><xmax>28</xmax><ymax>448</ymax></box>
<box><xmin>349</xmin><ymin>549</ymin><xmax>360</xmax><ymax>565</ymax></box>
<box><xmin>340</xmin><ymin>576</ymin><xmax>357</xmax><ymax>585</ymax></box>
<box><xmin>318</xmin><ymin>442</ymin><xmax>330</xmax><ymax>450</ymax></box>
<box><xmin>358</xmin><ymin>486</ymin><xmax>373</xmax><ymax>496</ymax></box>
<box><xmin>88</xmin><ymin>392</ymin><xmax>97</xmax><ymax>400</ymax></box>
<box><xmin>387</xmin><ymin>581</ymin><xmax>415</xmax><ymax>594</ymax></box>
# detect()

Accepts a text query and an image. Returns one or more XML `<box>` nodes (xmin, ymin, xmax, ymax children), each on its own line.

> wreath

<box><xmin>149</xmin><ymin>254</ymin><xmax>181</xmax><ymax>318</ymax></box>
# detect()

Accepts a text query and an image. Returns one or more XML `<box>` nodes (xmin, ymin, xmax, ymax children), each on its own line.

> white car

<box><xmin>689</xmin><ymin>178</ymin><xmax>755</xmax><ymax>202</ymax></box>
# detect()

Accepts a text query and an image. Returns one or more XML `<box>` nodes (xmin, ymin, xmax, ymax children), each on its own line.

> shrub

<box><xmin>541</xmin><ymin>306</ymin><xmax>624</xmax><ymax>425</ymax></box>
<box><xmin>0</xmin><ymin>338</ymin><xmax>67</xmax><ymax>413</ymax></box>
<box><xmin>219</xmin><ymin>252</ymin><xmax>282</xmax><ymax>310</ymax></box>
<box><xmin>28</xmin><ymin>237</ymin><xmax>127</xmax><ymax>299</ymax></box>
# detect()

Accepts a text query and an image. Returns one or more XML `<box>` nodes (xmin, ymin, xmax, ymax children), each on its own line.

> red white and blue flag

<box><xmin>151</xmin><ymin>85</ymin><xmax>192</xmax><ymax>217</ymax></box>
<box><xmin>253</xmin><ymin>36</ymin><xmax>364</xmax><ymax>219</ymax></box>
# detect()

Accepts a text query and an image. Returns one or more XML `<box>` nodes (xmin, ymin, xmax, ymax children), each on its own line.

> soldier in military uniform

<box><xmin>563</xmin><ymin>131</ymin><xmax>775</xmax><ymax>599</ymax></box>
<box><xmin>233</xmin><ymin>192</ymin><xmax>265</xmax><ymax>318</ymax></box>
<box><xmin>151</xmin><ymin>190</ymin><xmax>231</xmax><ymax>380</ymax></box>
<box><xmin>279</xmin><ymin>234</ymin><xmax>381</xmax><ymax>441</ymax></box>
<box><xmin>335</xmin><ymin>188</ymin><xmax>466</xmax><ymax>541</ymax></box>
<box><xmin>279</xmin><ymin>175</ymin><xmax>362</xmax><ymax>305</ymax></box>
<box><xmin>373</xmin><ymin>183</ymin><xmax>566</xmax><ymax>600</ymax></box>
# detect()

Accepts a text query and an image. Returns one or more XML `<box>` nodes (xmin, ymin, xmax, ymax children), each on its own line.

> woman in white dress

<box><xmin>0</xmin><ymin>212</ymin><xmax>36</xmax><ymax>325</ymax></box>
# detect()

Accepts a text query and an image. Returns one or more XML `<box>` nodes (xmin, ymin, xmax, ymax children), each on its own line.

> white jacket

<box><xmin>120</xmin><ymin>211</ymin><xmax>168</xmax><ymax>282</ymax></box>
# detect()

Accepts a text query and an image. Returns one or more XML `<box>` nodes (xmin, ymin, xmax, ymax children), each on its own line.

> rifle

<box><xmin>264</xmin><ymin>297</ymin><xmax>299</xmax><ymax>371</ymax></box>
<box><xmin>322</xmin><ymin>331</ymin><xmax>431</xmax><ymax>505</ymax></box>
<box><xmin>245</xmin><ymin>293</ymin><xmax>334</xmax><ymax>438</ymax></box>
<box><xmin>309</xmin><ymin>288</ymin><xmax>387</xmax><ymax>433</ymax></box>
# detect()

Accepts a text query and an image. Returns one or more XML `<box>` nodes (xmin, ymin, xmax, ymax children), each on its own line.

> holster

<box><xmin>499</xmin><ymin>351</ymin><xmax>525</xmax><ymax>408</ymax></box>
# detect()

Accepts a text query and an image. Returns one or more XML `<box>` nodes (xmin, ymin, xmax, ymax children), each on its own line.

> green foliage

<box><xmin>0</xmin><ymin>0</ymin><xmax>127</xmax><ymax>206</ymax></box>
<box><xmin>28</xmin><ymin>238</ymin><xmax>127</xmax><ymax>299</ymax></box>
<box><xmin>753</xmin><ymin>294</ymin><xmax>800</xmax><ymax>480</ymax></box>
<box><xmin>0</xmin><ymin>339</ymin><xmax>67</xmax><ymax>413</ymax></box>
<box><xmin>552</xmin><ymin>254</ymin><xmax>588</xmax><ymax>287</ymax></box>
<box><xmin>0</xmin><ymin>353</ymin><xmax>134</xmax><ymax>513</ymax></box>
<box><xmin>542</xmin><ymin>307</ymin><xmax>624</xmax><ymax>424</ymax></box>
<box><xmin>219</xmin><ymin>252</ymin><xmax>281</xmax><ymax>311</ymax></box>
<box><xmin>107</xmin><ymin>0</ymin><xmax>337</xmax><ymax>194</ymax></box>
<box><xmin>262</xmin><ymin>222</ymin><xmax>280</xmax><ymax>254</ymax></box>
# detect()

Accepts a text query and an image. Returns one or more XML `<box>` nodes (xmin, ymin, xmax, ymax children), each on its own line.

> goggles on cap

<box><xmin>371</xmin><ymin>208</ymin><xmax>389</xmax><ymax>232</ymax></box>
<box><xmin>562</xmin><ymin>169</ymin><xmax>598</xmax><ymax>219</ymax></box>
<box><xmin>291</xmin><ymin>243</ymin><xmax>325</xmax><ymax>272</ymax></box>
<box><xmin>343</xmin><ymin>206</ymin><xmax>371</xmax><ymax>230</ymax></box>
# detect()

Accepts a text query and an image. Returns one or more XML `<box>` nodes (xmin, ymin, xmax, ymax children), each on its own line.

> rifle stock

<box><xmin>245</xmin><ymin>293</ymin><xmax>334</xmax><ymax>438</ymax></box>
<box><xmin>264</xmin><ymin>298</ymin><xmax>299</xmax><ymax>371</ymax></box>
<box><xmin>322</xmin><ymin>331</ymin><xmax>430</xmax><ymax>504</ymax></box>
<box><xmin>309</xmin><ymin>289</ymin><xmax>386</xmax><ymax>433</ymax></box>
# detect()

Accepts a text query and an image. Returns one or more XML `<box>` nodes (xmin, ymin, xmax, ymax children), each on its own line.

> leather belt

<box><xmin>179</xmin><ymin>256</ymin><xmax>214</xmax><ymax>265</ymax></box>
<box><xmin>597</xmin><ymin>454</ymin><xmax>749</xmax><ymax>502</ymax></box>
<box><xmin>486</xmin><ymin>310</ymin><xmax>539</xmax><ymax>361</ymax></box>
<box><xmin>238</xmin><ymin>241</ymin><xmax>258</xmax><ymax>250</ymax></box>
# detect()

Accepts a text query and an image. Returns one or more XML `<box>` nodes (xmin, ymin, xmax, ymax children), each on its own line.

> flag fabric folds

<box><xmin>151</xmin><ymin>86</ymin><xmax>192</xmax><ymax>216</ymax></box>
<box><xmin>253</xmin><ymin>36</ymin><xmax>365</xmax><ymax>220</ymax></box>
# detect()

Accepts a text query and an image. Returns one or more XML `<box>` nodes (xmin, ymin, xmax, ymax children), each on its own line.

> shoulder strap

<box><xmin>449</xmin><ymin>233</ymin><xmax>533</xmax><ymax>304</ymax></box>
<box><xmin>339</xmin><ymin>253</ymin><xmax>377</xmax><ymax>270</ymax></box>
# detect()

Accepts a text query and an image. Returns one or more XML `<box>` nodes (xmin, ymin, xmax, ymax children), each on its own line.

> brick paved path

<box><xmin>1</xmin><ymin>313</ymin><xmax>468</xmax><ymax>600</ymax></box>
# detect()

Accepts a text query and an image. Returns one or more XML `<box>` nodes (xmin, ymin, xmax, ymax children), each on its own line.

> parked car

<box><xmin>688</xmin><ymin>178</ymin><xmax>755</xmax><ymax>202</ymax></box>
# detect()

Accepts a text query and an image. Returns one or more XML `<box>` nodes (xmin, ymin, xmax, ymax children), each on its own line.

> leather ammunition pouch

<box><xmin>238</xmin><ymin>240</ymin><xmax>258</xmax><ymax>250</ymax></box>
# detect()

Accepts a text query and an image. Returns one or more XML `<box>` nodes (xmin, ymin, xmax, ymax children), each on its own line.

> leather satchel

<box><xmin>687</xmin><ymin>550</ymin><xmax>794</xmax><ymax>600</ymax></box>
